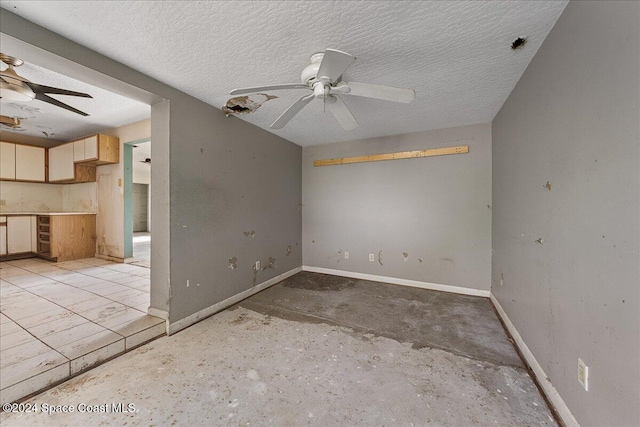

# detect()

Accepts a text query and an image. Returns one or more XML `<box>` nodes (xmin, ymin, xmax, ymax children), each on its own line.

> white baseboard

<box><xmin>302</xmin><ymin>266</ymin><xmax>490</xmax><ymax>298</ymax></box>
<box><xmin>490</xmin><ymin>293</ymin><xmax>579</xmax><ymax>427</ymax></box>
<box><xmin>167</xmin><ymin>266</ymin><xmax>302</xmax><ymax>335</ymax></box>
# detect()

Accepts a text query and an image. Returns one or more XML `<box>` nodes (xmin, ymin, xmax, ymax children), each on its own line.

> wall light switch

<box><xmin>344</xmin><ymin>252</ymin><xmax>349</xmax><ymax>259</ymax></box>
<box><xmin>369</xmin><ymin>253</ymin><xmax>375</xmax><ymax>262</ymax></box>
<box><xmin>578</xmin><ymin>358</ymin><xmax>589</xmax><ymax>391</ymax></box>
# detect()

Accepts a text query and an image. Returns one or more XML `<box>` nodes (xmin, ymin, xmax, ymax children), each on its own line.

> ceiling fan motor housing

<box><xmin>0</xmin><ymin>66</ymin><xmax>36</xmax><ymax>101</ymax></box>
<box><xmin>300</xmin><ymin>52</ymin><xmax>325</xmax><ymax>85</ymax></box>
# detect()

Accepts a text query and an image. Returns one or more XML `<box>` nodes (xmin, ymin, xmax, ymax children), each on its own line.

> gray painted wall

<box><xmin>2</xmin><ymin>10</ymin><xmax>302</xmax><ymax>326</ymax></box>
<box><xmin>303</xmin><ymin>124</ymin><xmax>492</xmax><ymax>291</ymax></box>
<box><xmin>491</xmin><ymin>2</ymin><xmax>640</xmax><ymax>426</ymax></box>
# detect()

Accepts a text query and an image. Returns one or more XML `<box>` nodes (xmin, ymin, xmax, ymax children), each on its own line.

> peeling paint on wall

<box><xmin>243</xmin><ymin>231</ymin><xmax>256</xmax><ymax>238</ymax></box>
<box><xmin>286</xmin><ymin>245</ymin><xmax>292</xmax><ymax>256</ymax></box>
<box><xmin>228</xmin><ymin>256</ymin><xmax>238</xmax><ymax>270</ymax></box>
<box><xmin>544</xmin><ymin>181</ymin><xmax>552</xmax><ymax>191</ymax></box>
<box><xmin>402</xmin><ymin>252</ymin><xmax>409</xmax><ymax>261</ymax></box>
<box><xmin>378</xmin><ymin>250</ymin><xmax>383</xmax><ymax>266</ymax></box>
<box><xmin>418</xmin><ymin>258</ymin><xmax>423</xmax><ymax>263</ymax></box>
<box><xmin>223</xmin><ymin>93</ymin><xmax>277</xmax><ymax>116</ymax></box>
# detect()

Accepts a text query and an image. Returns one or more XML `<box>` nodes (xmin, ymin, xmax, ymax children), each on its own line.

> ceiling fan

<box><xmin>229</xmin><ymin>49</ymin><xmax>415</xmax><ymax>130</ymax></box>
<box><xmin>0</xmin><ymin>53</ymin><xmax>93</xmax><ymax>116</ymax></box>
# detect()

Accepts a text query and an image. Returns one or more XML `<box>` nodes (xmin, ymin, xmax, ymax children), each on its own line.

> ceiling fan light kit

<box><xmin>229</xmin><ymin>49</ymin><xmax>416</xmax><ymax>131</ymax></box>
<box><xmin>0</xmin><ymin>53</ymin><xmax>93</xmax><ymax>116</ymax></box>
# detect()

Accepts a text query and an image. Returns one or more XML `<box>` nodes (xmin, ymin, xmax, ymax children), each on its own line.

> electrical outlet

<box><xmin>255</xmin><ymin>261</ymin><xmax>261</xmax><ymax>270</ymax></box>
<box><xmin>578</xmin><ymin>358</ymin><xmax>589</xmax><ymax>391</ymax></box>
<box><xmin>369</xmin><ymin>253</ymin><xmax>375</xmax><ymax>262</ymax></box>
<box><xmin>344</xmin><ymin>252</ymin><xmax>349</xmax><ymax>259</ymax></box>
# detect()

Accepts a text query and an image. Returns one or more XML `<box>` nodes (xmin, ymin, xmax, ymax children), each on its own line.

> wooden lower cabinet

<box><xmin>37</xmin><ymin>215</ymin><xmax>96</xmax><ymax>262</ymax></box>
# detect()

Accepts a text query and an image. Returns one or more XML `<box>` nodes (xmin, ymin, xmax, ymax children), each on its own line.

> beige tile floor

<box><xmin>0</xmin><ymin>257</ymin><xmax>165</xmax><ymax>404</ymax></box>
<box><xmin>130</xmin><ymin>232</ymin><xmax>150</xmax><ymax>268</ymax></box>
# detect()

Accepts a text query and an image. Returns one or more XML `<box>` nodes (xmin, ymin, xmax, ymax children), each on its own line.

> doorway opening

<box><xmin>124</xmin><ymin>138</ymin><xmax>151</xmax><ymax>268</ymax></box>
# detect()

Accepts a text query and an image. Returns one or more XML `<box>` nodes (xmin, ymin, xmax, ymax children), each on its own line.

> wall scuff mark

<box><xmin>402</xmin><ymin>252</ymin><xmax>409</xmax><ymax>261</ymax></box>
<box><xmin>267</xmin><ymin>257</ymin><xmax>276</xmax><ymax>269</ymax></box>
<box><xmin>243</xmin><ymin>231</ymin><xmax>256</xmax><ymax>238</ymax></box>
<box><xmin>544</xmin><ymin>181</ymin><xmax>552</xmax><ymax>191</ymax></box>
<box><xmin>286</xmin><ymin>245</ymin><xmax>292</xmax><ymax>256</ymax></box>
<box><xmin>535</xmin><ymin>238</ymin><xmax>545</xmax><ymax>245</ymax></box>
<box><xmin>228</xmin><ymin>257</ymin><xmax>238</xmax><ymax>270</ymax></box>
<box><xmin>378</xmin><ymin>250</ymin><xmax>383</xmax><ymax>265</ymax></box>
<box><xmin>418</xmin><ymin>258</ymin><xmax>423</xmax><ymax>263</ymax></box>
<box><xmin>223</xmin><ymin>93</ymin><xmax>277</xmax><ymax>116</ymax></box>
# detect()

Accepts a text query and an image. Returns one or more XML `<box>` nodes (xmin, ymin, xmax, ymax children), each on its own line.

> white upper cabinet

<box><xmin>73</xmin><ymin>139</ymin><xmax>85</xmax><ymax>162</ymax></box>
<box><xmin>15</xmin><ymin>144</ymin><xmax>45</xmax><ymax>182</ymax></box>
<box><xmin>0</xmin><ymin>142</ymin><xmax>16</xmax><ymax>180</ymax></box>
<box><xmin>84</xmin><ymin>135</ymin><xmax>98</xmax><ymax>161</ymax></box>
<box><xmin>48</xmin><ymin>142</ymin><xmax>75</xmax><ymax>182</ymax></box>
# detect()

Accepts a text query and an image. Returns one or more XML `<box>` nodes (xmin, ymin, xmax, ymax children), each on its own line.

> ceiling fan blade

<box><xmin>26</xmin><ymin>82</ymin><xmax>92</xmax><ymax>98</ymax></box>
<box><xmin>326</xmin><ymin>95</ymin><xmax>358</xmax><ymax>131</ymax></box>
<box><xmin>270</xmin><ymin>93</ymin><xmax>314</xmax><ymax>129</ymax></box>
<box><xmin>316</xmin><ymin>49</ymin><xmax>356</xmax><ymax>83</ymax></box>
<box><xmin>341</xmin><ymin>81</ymin><xmax>415</xmax><ymax>104</ymax></box>
<box><xmin>230</xmin><ymin>84</ymin><xmax>310</xmax><ymax>96</ymax></box>
<box><xmin>34</xmin><ymin>93</ymin><xmax>89</xmax><ymax>116</ymax></box>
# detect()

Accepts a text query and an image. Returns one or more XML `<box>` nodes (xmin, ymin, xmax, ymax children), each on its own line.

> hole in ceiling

<box><xmin>222</xmin><ymin>93</ymin><xmax>278</xmax><ymax>116</ymax></box>
<box><xmin>511</xmin><ymin>37</ymin><xmax>528</xmax><ymax>50</ymax></box>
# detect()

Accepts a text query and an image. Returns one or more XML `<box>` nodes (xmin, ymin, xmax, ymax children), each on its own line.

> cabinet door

<box><xmin>73</xmin><ymin>139</ymin><xmax>85</xmax><ymax>162</ymax></box>
<box><xmin>0</xmin><ymin>142</ymin><xmax>16</xmax><ymax>180</ymax></box>
<box><xmin>0</xmin><ymin>225</ymin><xmax>6</xmax><ymax>255</ymax></box>
<box><xmin>48</xmin><ymin>143</ymin><xmax>75</xmax><ymax>181</ymax></box>
<box><xmin>0</xmin><ymin>216</ymin><xmax>6</xmax><ymax>256</ymax></box>
<box><xmin>7</xmin><ymin>216</ymin><xmax>32</xmax><ymax>253</ymax></box>
<box><xmin>15</xmin><ymin>145</ymin><xmax>45</xmax><ymax>181</ymax></box>
<box><xmin>30</xmin><ymin>216</ymin><xmax>37</xmax><ymax>252</ymax></box>
<box><xmin>84</xmin><ymin>135</ymin><xmax>98</xmax><ymax>160</ymax></box>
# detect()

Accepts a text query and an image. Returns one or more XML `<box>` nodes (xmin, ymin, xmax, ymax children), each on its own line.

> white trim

<box><xmin>167</xmin><ymin>266</ymin><xmax>302</xmax><ymax>335</ymax></box>
<box><xmin>302</xmin><ymin>266</ymin><xmax>490</xmax><ymax>297</ymax></box>
<box><xmin>147</xmin><ymin>306</ymin><xmax>169</xmax><ymax>320</ymax></box>
<box><xmin>490</xmin><ymin>293</ymin><xmax>579</xmax><ymax>427</ymax></box>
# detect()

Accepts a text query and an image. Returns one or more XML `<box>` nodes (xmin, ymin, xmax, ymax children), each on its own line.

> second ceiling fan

<box><xmin>230</xmin><ymin>49</ymin><xmax>415</xmax><ymax>130</ymax></box>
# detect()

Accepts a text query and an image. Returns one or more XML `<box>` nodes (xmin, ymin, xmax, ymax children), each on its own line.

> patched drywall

<box><xmin>168</xmin><ymin>97</ymin><xmax>302</xmax><ymax>322</ymax></box>
<box><xmin>303</xmin><ymin>124</ymin><xmax>491</xmax><ymax>291</ymax></box>
<box><xmin>491</xmin><ymin>2</ymin><xmax>640</xmax><ymax>425</ymax></box>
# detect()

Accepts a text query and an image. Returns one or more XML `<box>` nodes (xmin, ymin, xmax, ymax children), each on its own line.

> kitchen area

<box><xmin>1</xmin><ymin>134</ymin><xmax>117</xmax><ymax>262</ymax></box>
<box><xmin>1</xmin><ymin>131</ymin><xmax>165</xmax><ymax>405</ymax></box>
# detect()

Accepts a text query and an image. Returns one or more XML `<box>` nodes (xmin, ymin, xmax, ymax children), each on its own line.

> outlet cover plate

<box><xmin>578</xmin><ymin>358</ymin><xmax>589</xmax><ymax>391</ymax></box>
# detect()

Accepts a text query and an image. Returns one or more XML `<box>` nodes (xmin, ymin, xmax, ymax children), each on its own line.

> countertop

<box><xmin>0</xmin><ymin>212</ymin><xmax>97</xmax><ymax>216</ymax></box>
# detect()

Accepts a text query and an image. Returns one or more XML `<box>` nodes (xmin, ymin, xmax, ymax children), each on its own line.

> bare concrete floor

<box><xmin>1</xmin><ymin>272</ymin><xmax>555</xmax><ymax>426</ymax></box>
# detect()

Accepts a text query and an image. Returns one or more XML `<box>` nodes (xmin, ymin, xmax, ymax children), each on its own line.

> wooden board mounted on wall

<box><xmin>313</xmin><ymin>145</ymin><xmax>469</xmax><ymax>167</ymax></box>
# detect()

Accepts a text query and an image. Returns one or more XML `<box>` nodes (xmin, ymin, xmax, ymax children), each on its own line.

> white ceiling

<box><xmin>0</xmin><ymin>61</ymin><xmax>150</xmax><ymax>142</ymax></box>
<box><xmin>1</xmin><ymin>1</ymin><xmax>567</xmax><ymax>147</ymax></box>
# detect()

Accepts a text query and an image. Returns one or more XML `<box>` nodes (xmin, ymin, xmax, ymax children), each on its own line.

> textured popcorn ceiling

<box><xmin>0</xmin><ymin>61</ymin><xmax>150</xmax><ymax>142</ymax></box>
<box><xmin>1</xmin><ymin>1</ymin><xmax>567</xmax><ymax>147</ymax></box>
